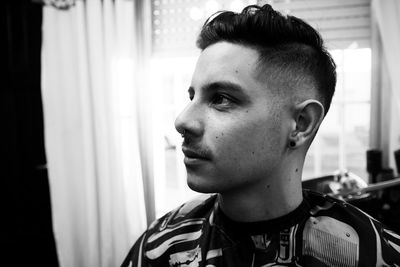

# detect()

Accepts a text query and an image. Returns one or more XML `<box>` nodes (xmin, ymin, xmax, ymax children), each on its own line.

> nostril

<box><xmin>175</xmin><ymin>122</ymin><xmax>185</xmax><ymax>137</ymax></box>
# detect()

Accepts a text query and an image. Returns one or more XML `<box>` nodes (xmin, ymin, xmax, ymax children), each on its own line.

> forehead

<box><xmin>191</xmin><ymin>42</ymin><xmax>262</xmax><ymax>89</ymax></box>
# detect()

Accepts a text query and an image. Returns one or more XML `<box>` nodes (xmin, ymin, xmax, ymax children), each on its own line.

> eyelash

<box><xmin>211</xmin><ymin>93</ymin><xmax>231</xmax><ymax>105</ymax></box>
<box><xmin>188</xmin><ymin>92</ymin><xmax>236</xmax><ymax>108</ymax></box>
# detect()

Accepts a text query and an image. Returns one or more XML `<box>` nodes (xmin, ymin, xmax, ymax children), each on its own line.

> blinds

<box><xmin>266</xmin><ymin>0</ymin><xmax>371</xmax><ymax>49</ymax></box>
<box><xmin>151</xmin><ymin>0</ymin><xmax>260</xmax><ymax>56</ymax></box>
<box><xmin>151</xmin><ymin>0</ymin><xmax>371</xmax><ymax>56</ymax></box>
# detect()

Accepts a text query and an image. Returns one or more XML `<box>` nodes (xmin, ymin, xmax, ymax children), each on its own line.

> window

<box><xmin>150</xmin><ymin>56</ymin><xmax>199</xmax><ymax>217</ymax></box>
<box><xmin>303</xmin><ymin>48</ymin><xmax>371</xmax><ymax>180</ymax></box>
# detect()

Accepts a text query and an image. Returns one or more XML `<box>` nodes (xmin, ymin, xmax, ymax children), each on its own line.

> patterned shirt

<box><xmin>122</xmin><ymin>190</ymin><xmax>400</xmax><ymax>266</ymax></box>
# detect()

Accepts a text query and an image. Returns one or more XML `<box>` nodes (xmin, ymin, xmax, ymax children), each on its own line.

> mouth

<box><xmin>182</xmin><ymin>146</ymin><xmax>211</xmax><ymax>165</ymax></box>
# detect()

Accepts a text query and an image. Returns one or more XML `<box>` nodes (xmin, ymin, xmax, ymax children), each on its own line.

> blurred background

<box><xmin>3</xmin><ymin>0</ymin><xmax>400</xmax><ymax>266</ymax></box>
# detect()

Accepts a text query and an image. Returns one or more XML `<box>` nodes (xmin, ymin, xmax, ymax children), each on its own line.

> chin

<box><xmin>187</xmin><ymin>173</ymin><xmax>236</xmax><ymax>194</ymax></box>
<box><xmin>187</xmin><ymin>180</ymin><xmax>214</xmax><ymax>193</ymax></box>
<box><xmin>187</xmin><ymin>174</ymin><xmax>219</xmax><ymax>194</ymax></box>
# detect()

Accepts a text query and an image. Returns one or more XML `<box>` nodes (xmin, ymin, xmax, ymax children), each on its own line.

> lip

<box><xmin>182</xmin><ymin>147</ymin><xmax>210</xmax><ymax>164</ymax></box>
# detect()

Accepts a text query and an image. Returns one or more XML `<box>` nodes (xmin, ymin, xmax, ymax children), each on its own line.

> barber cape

<box><xmin>122</xmin><ymin>190</ymin><xmax>400</xmax><ymax>267</ymax></box>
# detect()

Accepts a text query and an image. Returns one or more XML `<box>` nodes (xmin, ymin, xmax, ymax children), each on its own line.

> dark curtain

<box><xmin>2</xmin><ymin>0</ymin><xmax>58</xmax><ymax>265</ymax></box>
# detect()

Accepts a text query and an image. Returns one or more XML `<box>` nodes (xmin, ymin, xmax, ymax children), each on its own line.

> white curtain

<box><xmin>370</xmin><ymin>0</ymin><xmax>400</xmax><ymax>172</ymax></box>
<box><xmin>41</xmin><ymin>0</ymin><xmax>153</xmax><ymax>266</ymax></box>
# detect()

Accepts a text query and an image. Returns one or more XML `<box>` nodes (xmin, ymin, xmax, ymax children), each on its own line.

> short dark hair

<box><xmin>197</xmin><ymin>4</ymin><xmax>336</xmax><ymax>115</ymax></box>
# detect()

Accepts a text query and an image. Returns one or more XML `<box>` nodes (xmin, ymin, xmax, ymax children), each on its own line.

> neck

<box><xmin>218</xmin><ymin>163</ymin><xmax>303</xmax><ymax>222</ymax></box>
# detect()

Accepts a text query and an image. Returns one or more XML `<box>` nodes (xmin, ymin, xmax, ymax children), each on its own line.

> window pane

<box><xmin>343</xmin><ymin>71</ymin><xmax>371</xmax><ymax>102</ymax></box>
<box><xmin>303</xmin><ymin>103</ymin><xmax>341</xmax><ymax>179</ymax></box>
<box><xmin>344</xmin><ymin>103</ymin><xmax>370</xmax><ymax>180</ymax></box>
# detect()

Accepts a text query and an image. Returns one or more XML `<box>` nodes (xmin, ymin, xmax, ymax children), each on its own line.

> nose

<box><xmin>174</xmin><ymin>102</ymin><xmax>204</xmax><ymax>138</ymax></box>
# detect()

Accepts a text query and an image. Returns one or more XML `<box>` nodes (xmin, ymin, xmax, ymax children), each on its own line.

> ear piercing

<box><xmin>289</xmin><ymin>141</ymin><xmax>296</xmax><ymax>148</ymax></box>
<box><xmin>181</xmin><ymin>130</ymin><xmax>186</xmax><ymax>138</ymax></box>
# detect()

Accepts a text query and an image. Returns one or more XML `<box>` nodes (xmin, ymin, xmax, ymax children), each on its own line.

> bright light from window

<box><xmin>205</xmin><ymin>0</ymin><xmax>220</xmax><ymax>14</ymax></box>
<box><xmin>230</xmin><ymin>0</ymin><xmax>246</xmax><ymax>12</ymax></box>
<box><xmin>303</xmin><ymin>48</ymin><xmax>371</xmax><ymax>181</ymax></box>
<box><xmin>190</xmin><ymin>7</ymin><xmax>204</xmax><ymax>21</ymax></box>
<box><xmin>150</xmin><ymin>56</ymin><xmax>199</xmax><ymax>217</ymax></box>
<box><xmin>344</xmin><ymin>49</ymin><xmax>371</xmax><ymax>72</ymax></box>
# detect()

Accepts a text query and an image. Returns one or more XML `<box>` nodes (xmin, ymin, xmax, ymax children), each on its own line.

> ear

<box><xmin>288</xmin><ymin>99</ymin><xmax>325</xmax><ymax>148</ymax></box>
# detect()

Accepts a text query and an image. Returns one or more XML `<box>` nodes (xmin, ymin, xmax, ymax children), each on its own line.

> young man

<box><xmin>122</xmin><ymin>4</ymin><xmax>400</xmax><ymax>266</ymax></box>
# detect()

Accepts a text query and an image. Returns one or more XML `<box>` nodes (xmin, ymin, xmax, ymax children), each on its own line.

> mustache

<box><xmin>182</xmin><ymin>138</ymin><xmax>213</xmax><ymax>159</ymax></box>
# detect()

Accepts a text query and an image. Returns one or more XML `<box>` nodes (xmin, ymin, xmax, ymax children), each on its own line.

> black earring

<box><xmin>289</xmin><ymin>141</ymin><xmax>296</xmax><ymax>148</ymax></box>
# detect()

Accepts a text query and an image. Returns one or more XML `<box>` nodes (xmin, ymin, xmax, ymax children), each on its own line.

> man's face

<box><xmin>175</xmin><ymin>42</ymin><xmax>291</xmax><ymax>194</ymax></box>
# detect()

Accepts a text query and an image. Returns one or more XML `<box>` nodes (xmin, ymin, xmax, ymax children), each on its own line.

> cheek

<box><xmin>214</xmin><ymin>117</ymin><xmax>283</xmax><ymax>161</ymax></box>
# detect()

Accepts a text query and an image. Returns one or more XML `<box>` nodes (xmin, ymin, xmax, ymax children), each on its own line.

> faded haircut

<box><xmin>196</xmin><ymin>4</ymin><xmax>336</xmax><ymax>115</ymax></box>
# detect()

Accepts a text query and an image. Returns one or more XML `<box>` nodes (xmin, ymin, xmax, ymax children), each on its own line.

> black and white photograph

<box><xmin>3</xmin><ymin>0</ymin><xmax>400</xmax><ymax>266</ymax></box>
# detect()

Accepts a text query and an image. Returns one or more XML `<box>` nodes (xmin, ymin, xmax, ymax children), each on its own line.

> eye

<box><xmin>211</xmin><ymin>93</ymin><xmax>232</xmax><ymax>106</ymax></box>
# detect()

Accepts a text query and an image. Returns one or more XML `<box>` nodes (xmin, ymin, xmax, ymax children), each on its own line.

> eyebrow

<box><xmin>188</xmin><ymin>81</ymin><xmax>247</xmax><ymax>96</ymax></box>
